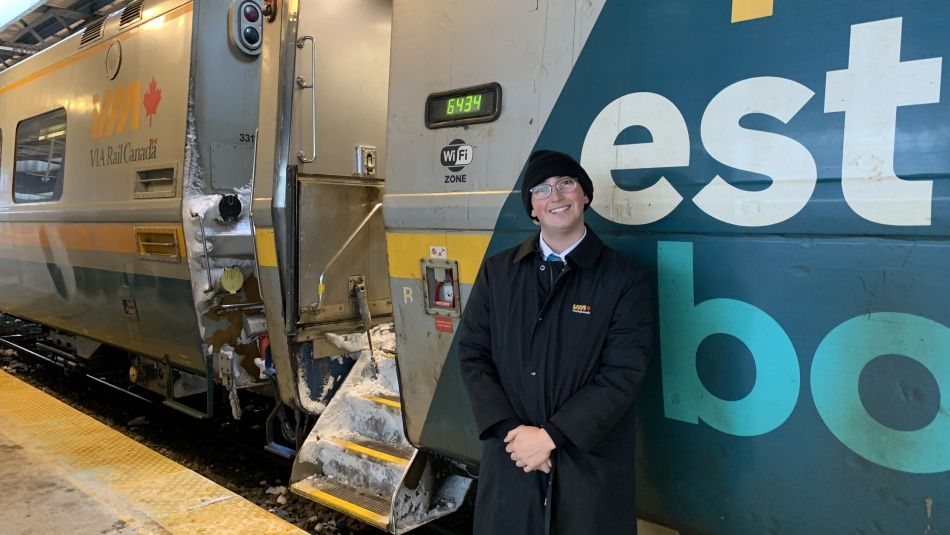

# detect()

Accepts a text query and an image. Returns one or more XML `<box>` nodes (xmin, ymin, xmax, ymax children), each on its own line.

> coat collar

<box><xmin>513</xmin><ymin>224</ymin><xmax>603</xmax><ymax>268</ymax></box>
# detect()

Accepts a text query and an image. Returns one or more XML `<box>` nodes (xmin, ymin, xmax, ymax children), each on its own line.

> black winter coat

<box><xmin>459</xmin><ymin>228</ymin><xmax>653</xmax><ymax>535</ymax></box>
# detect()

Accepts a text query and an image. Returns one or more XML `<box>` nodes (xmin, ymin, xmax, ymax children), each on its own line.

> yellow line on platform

<box><xmin>0</xmin><ymin>370</ymin><xmax>305</xmax><ymax>534</ymax></box>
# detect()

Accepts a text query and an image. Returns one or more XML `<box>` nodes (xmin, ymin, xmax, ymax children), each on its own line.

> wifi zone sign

<box><xmin>440</xmin><ymin>139</ymin><xmax>473</xmax><ymax>183</ymax></box>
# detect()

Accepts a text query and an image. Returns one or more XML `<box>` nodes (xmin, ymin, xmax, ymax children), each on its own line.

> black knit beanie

<box><xmin>521</xmin><ymin>150</ymin><xmax>594</xmax><ymax>220</ymax></box>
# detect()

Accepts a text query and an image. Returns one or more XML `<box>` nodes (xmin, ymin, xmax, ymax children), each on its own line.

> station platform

<box><xmin>0</xmin><ymin>369</ymin><xmax>306</xmax><ymax>535</ymax></box>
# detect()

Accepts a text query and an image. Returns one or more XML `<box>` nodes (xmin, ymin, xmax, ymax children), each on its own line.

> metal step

<box><xmin>364</xmin><ymin>392</ymin><xmax>401</xmax><ymax>409</ymax></box>
<box><xmin>291</xmin><ymin>477</ymin><xmax>391</xmax><ymax>531</ymax></box>
<box><xmin>292</xmin><ymin>328</ymin><xmax>471</xmax><ymax>533</ymax></box>
<box><xmin>264</xmin><ymin>441</ymin><xmax>295</xmax><ymax>459</ymax></box>
<box><xmin>327</xmin><ymin>436</ymin><xmax>413</xmax><ymax>466</ymax></box>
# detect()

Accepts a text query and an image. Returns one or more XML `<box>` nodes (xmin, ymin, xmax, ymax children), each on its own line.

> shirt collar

<box><xmin>539</xmin><ymin>228</ymin><xmax>586</xmax><ymax>263</ymax></box>
<box><xmin>514</xmin><ymin>225</ymin><xmax>603</xmax><ymax>267</ymax></box>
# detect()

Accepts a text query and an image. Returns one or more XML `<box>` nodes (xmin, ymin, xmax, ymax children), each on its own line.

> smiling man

<box><xmin>459</xmin><ymin>150</ymin><xmax>655</xmax><ymax>534</ymax></box>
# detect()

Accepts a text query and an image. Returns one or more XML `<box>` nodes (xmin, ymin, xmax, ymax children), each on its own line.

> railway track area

<box><xmin>0</xmin><ymin>316</ymin><xmax>471</xmax><ymax>535</ymax></box>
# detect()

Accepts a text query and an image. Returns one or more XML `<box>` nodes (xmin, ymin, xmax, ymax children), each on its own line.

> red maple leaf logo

<box><xmin>143</xmin><ymin>77</ymin><xmax>162</xmax><ymax>127</ymax></box>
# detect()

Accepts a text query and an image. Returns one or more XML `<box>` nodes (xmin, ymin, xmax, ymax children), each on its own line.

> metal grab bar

<box><xmin>190</xmin><ymin>211</ymin><xmax>215</xmax><ymax>293</ymax></box>
<box><xmin>296</xmin><ymin>35</ymin><xmax>316</xmax><ymax>163</ymax></box>
<box><xmin>315</xmin><ymin>202</ymin><xmax>383</xmax><ymax>310</ymax></box>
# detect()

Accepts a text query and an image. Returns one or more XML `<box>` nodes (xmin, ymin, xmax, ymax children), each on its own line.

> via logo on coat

<box><xmin>571</xmin><ymin>304</ymin><xmax>592</xmax><ymax>315</ymax></box>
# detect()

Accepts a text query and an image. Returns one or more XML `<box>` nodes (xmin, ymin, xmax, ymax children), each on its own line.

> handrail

<box><xmin>295</xmin><ymin>35</ymin><xmax>317</xmax><ymax>163</ymax></box>
<box><xmin>315</xmin><ymin>202</ymin><xmax>383</xmax><ymax>310</ymax></box>
<box><xmin>190</xmin><ymin>211</ymin><xmax>215</xmax><ymax>293</ymax></box>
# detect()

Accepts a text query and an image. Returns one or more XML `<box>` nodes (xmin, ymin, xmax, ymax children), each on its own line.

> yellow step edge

<box><xmin>328</xmin><ymin>437</ymin><xmax>410</xmax><ymax>466</ymax></box>
<box><xmin>291</xmin><ymin>481</ymin><xmax>389</xmax><ymax>531</ymax></box>
<box><xmin>364</xmin><ymin>395</ymin><xmax>401</xmax><ymax>409</ymax></box>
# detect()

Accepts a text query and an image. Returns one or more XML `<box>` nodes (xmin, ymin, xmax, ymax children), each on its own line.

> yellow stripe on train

<box><xmin>732</xmin><ymin>0</ymin><xmax>773</xmax><ymax>22</ymax></box>
<box><xmin>255</xmin><ymin>227</ymin><xmax>279</xmax><ymax>268</ymax></box>
<box><xmin>0</xmin><ymin>221</ymin><xmax>184</xmax><ymax>257</ymax></box>
<box><xmin>385</xmin><ymin>232</ymin><xmax>492</xmax><ymax>285</ymax></box>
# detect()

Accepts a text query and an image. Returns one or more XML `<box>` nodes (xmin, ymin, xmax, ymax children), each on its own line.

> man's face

<box><xmin>530</xmin><ymin>175</ymin><xmax>589</xmax><ymax>236</ymax></box>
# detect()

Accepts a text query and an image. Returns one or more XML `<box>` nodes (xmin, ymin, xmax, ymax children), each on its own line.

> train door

<box><xmin>251</xmin><ymin>0</ymin><xmax>393</xmax><ymax>405</ymax></box>
<box><xmin>288</xmin><ymin>0</ymin><xmax>392</xmax><ymax>354</ymax></box>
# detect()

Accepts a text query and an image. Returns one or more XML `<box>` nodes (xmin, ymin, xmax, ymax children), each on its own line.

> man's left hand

<box><xmin>504</xmin><ymin>425</ymin><xmax>555</xmax><ymax>473</ymax></box>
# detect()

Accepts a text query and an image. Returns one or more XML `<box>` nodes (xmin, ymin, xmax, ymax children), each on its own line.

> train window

<box><xmin>13</xmin><ymin>108</ymin><xmax>67</xmax><ymax>203</ymax></box>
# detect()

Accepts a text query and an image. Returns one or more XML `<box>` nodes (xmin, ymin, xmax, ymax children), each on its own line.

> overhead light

<box><xmin>0</xmin><ymin>1</ymin><xmax>45</xmax><ymax>34</ymax></box>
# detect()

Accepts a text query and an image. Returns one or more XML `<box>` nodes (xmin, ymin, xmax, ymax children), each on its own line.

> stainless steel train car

<box><xmin>383</xmin><ymin>0</ymin><xmax>950</xmax><ymax>534</ymax></box>
<box><xmin>0</xmin><ymin>0</ymin><xmax>274</xmax><ymax>415</ymax></box>
<box><xmin>0</xmin><ymin>0</ymin><xmax>394</xmax><ymax>463</ymax></box>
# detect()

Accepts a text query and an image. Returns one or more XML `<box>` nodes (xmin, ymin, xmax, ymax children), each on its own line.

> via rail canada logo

<box><xmin>440</xmin><ymin>139</ymin><xmax>473</xmax><ymax>183</ymax></box>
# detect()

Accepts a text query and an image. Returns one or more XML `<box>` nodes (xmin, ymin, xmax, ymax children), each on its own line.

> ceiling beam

<box><xmin>44</xmin><ymin>7</ymin><xmax>91</xmax><ymax>21</ymax></box>
<box><xmin>0</xmin><ymin>43</ymin><xmax>40</xmax><ymax>54</ymax></box>
<box><xmin>51</xmin><ymin>14</ymin><xmax>71</xmax><ymax>32</ymax></box>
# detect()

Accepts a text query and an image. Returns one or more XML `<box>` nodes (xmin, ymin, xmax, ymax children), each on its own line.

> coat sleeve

<box><xmin>548</xmin><ymin>268</ymin><xmax>653</xmax><ymax>452</ymax></box>
<box><xmin>459</xmin><ymin>259</ymin><xmax>522</xmax><ymax>440</ymax></box>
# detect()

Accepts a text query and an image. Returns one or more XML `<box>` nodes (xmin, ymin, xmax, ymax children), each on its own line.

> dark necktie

<box><xmin>539</xmin><ymin>253</ymin><xmax>564</xmax><ymax>299</ymax></box>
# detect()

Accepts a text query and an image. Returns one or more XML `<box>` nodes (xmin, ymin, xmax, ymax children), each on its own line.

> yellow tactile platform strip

<box><xmin>0</xmin><ymin>370</ymin><xmax>306</xmax><ymax>535</ymax></box>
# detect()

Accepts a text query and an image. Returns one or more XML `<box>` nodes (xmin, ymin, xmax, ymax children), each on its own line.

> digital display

<box><xmin>446</xmin><ymin>94</ymin><xmax>484</xmax><ymax>116</ymax></box>
<box><xmin>426</xmin><ymin>83</ymin><xmax>501</xmax><ymax>129</ymax></box>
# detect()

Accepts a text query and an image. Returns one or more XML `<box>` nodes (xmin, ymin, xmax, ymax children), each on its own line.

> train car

<box><xmin>0</xmin><ymin>0</ymin><xmax>277</xmax><ymax>417</ymax></box>
<box><xmin>0</xmin><ymin>0</ymin><xmax>402</xmax><ymax>450</ymax></box>
<box><xmin>383</xmin><ymin>0</ymin><xmax>949</xmax><ymax>533</ymax></box>
<box><xmin>0</xmin><ymin>0</ymin><xmax>397</xmax><ymax>452</ymax></box>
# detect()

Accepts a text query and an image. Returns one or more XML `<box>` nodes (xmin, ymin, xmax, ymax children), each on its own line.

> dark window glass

<box><xmin>14</xmin><ymin>108</ymin><xmax>66</xmax><ymax>203</ymax></box>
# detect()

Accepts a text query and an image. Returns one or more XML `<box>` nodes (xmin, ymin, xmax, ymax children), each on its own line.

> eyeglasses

<box><xmin>529</xmin><ymin>177</ymin><xmax>578</xmax><ymax>199</ymax></box>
